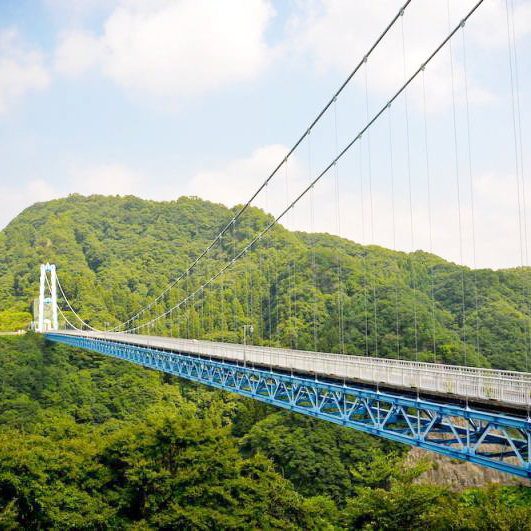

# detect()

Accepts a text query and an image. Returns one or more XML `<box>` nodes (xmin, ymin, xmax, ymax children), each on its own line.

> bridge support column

<box><xmin>38</xmin><ymin>264</ymin><xmax>45</xmax><ymax>333</ymax></box>
<box><xmin>37</xmin><ymin>263</ymin><xmax>58</xmax><ymax>332</ymax></box>
<box><xmin>50</xmin><ymin>264</ymin><xmax>58</xmax><ymax>331</ymax></box>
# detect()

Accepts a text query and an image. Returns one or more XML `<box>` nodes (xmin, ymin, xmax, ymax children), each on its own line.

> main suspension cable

<box><xmin>75</xmin><ymin>0</ymin><xmax>415</xmax><ymax>334</ymax></box>
<box><xmin>122</xmin><ymin>0</ymin><xmax>486</xmax><ymax>335</ymax></box>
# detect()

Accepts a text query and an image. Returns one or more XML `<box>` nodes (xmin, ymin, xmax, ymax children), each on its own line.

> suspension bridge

<box><xmin>36</xmin><ymin>0</ymin><xmax>531</xmax><ymax>479</ymax></box>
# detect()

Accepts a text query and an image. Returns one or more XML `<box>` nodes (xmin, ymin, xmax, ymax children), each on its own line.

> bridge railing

<box><xmin>166</xmin><ymin>338</ymin><xmax>530</xmax><ymax>407</ymax></box>
<box><xmin>56</xmin><ymin>331</ymin><xmax>531</xmax><ymax>408</ymax></box>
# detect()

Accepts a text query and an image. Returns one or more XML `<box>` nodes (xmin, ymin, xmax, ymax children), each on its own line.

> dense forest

<box><xmin>1</xmin><ymin>194</ymin><xmax>531</xmax><ymax>529</ymax></box>
<box><xmin>2</xmin><ymin>194</ymin><xmax>531</xmax><ymax>371</ymax></box>
<box><xmin>1</xmin><ymin>334</ymin><xmax>530</xmax><ymax>529</ymax></box>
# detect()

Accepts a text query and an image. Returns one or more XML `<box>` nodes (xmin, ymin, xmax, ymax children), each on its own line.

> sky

<box><xmin>0</xmin><ymin>0</ymin><xmax>530</xmax><ymax>270</ymax></box>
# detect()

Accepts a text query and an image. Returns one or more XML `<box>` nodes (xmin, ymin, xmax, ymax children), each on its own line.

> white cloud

<box><xmin>69</xmin><ymin>163</ymin><xmax>143</xmax><ymax>196</ymax></box>
<box><xmin>186</xmin><ymin>144</ymin><xmax>320</xmax><ymax>228</ymax></box>
<box><xmin>1</xmin><ymin>164</ymin><xmax>148</xmax><ymax>230</ymax></box>
<box><xmin>289</xmin><ymin>0</ymin><xmax>530</xmax><ymax>110</ymax></box>
<box><xmin>188</xmin><ymin>144</ymin><xmax>292</xmax><ymax>207</ymax></box>
<box><xmin>54</xmin><ymin>0</ymin><xmax>275</xmax><ymax>103</ymax></box>
<box><xmin>54</xmin><ymin>31</ymin><xmax>104</xmax><ymax>78</ymax></box>
<box><xmin>289</xmin><ymin>170</ymin><xmax>531</xmax><ymax>271</ymax></box>
<box><xmin>0</xmin><ymin>29</ymin><xmax>50</xmax><ymax>113</ymax></box>
<box><xmin>185</xmin><ymin>141</ymin><xmax>531</xmax><ymax>270</ymax></box>
<box><xmin>0</xmin><ymin>179</ymin><xmax>58</xmax><ymax>230</ymax></box>
<box><xmin>467</xmin><ymin>0</ymin><xmax>531</xmax><ymax>50</ymax></box>
<box><xmin>2</xmin><ymin>153</ymin><xmax>527</xmax><ymax>271</ymax></box>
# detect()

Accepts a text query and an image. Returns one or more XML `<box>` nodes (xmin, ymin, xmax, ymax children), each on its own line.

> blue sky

<box><xmin>0</xmin><ymin>0</ymin><xmax>530</xmax><ymax>269</ymax></box>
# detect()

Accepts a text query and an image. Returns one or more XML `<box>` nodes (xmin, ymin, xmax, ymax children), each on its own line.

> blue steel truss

<box><xmin>47</xmin><ymin>333</ymin><xmax>531</xmax><ymax>479</ymax></box>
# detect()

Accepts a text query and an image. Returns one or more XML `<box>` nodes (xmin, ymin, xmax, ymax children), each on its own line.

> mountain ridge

<box><xmin>1</xmin><ymin>193</ymin><xmax>530</xmax><ymax>371</ymax></box>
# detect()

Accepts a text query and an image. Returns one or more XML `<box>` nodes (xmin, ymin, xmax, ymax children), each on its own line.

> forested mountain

<box><xmin>1</xmin><ymin>195</ymin><xmax>531</xmax><ymax>528</ymax></box>
<box><xmin>1</xmin><ymin>193</ymin><xmax>530</xmax><ymax>371</ymax></box>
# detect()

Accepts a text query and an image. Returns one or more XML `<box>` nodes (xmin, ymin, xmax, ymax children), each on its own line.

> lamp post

<box><xmin>243</xmin><ymin>324</ymin><xmax>253</xmax><ymax>367</ymax></box>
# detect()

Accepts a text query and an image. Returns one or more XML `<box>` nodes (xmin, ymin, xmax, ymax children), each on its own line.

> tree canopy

<box><xmin>0</xmin><ymin>335</ymin><xmax>529</xmax><ymax>529</ymax></box>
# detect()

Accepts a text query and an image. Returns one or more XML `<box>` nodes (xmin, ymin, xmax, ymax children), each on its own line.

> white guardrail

<box><xmin>55</xmin><ymin>330</ymin><xmax>531</xmax><ymax>408</ymax></box>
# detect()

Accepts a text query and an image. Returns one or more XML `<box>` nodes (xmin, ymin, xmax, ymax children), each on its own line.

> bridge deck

<box><xmin>51</xmin><ymin>330</ymin><xmax>531</xmax><ymax>415</ymax></box>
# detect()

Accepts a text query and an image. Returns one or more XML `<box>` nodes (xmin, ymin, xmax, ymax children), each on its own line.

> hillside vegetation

<box><xmin>1</xmin><ymin>195</ymin><xmax>531</xmax><ymax>528</ymax></box>
<box><xmin>0</xmin><ymin>334</ymin><xmax>530</xmax><ymax>529</ymax></box>
<box><xmin>1</xmin><ymin>194</ymin><xmax>530</xmax><ymax>371</ymax></box>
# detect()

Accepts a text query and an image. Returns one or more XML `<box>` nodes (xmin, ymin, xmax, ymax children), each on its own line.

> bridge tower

<box><xmin>37</xmin><ymin>263</ymin><xmax>58</xmax><ymax>333</ymax></box>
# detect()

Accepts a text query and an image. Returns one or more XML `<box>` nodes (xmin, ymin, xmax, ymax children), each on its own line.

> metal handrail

<box><xmin>53</xmin><ymin>330</ymin><xmax>531</xmax><ymax>407</ymax></box>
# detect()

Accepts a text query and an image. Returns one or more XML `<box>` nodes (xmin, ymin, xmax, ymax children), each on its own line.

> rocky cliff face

<box><xmin>407</xmin><ymin>447</ymin><xmax>530</xmax><ymax>489</ymax></box>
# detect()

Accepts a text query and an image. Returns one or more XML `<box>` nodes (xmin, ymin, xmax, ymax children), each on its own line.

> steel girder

<box><xmin>47</xmin><ymin>333</ymin><xmax>531</xmax><ymax>479</ymax></box>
